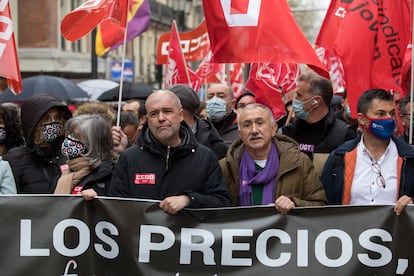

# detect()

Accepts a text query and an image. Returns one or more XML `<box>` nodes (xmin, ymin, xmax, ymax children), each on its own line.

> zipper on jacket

<box><xmin>165</xmin><ymin>146</ymin><xmax>171</xmax><ymax>170</ymax></box>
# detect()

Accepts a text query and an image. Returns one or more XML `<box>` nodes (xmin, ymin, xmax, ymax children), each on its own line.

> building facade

<box><xmin>9</xmin><ymin>0</ymin><xmax>203</xmax><ymax>87</ymax></box>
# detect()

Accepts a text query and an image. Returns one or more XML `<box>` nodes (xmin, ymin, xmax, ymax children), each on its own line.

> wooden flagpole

<box><xmin>116</xmin><ymin>0</ymin><xmax>130</xmax><ymax>127</ymax></box>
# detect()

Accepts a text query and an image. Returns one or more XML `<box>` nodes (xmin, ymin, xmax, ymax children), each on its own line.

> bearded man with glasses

<box><xmin>321</xmin><ymin>89</ymin><xmax>414</xmax><ymax>215</ymax></box>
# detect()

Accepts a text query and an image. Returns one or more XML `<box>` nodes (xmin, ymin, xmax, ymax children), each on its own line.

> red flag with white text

<box><xmin>202</xmin><ymin>0</ymin><xmax>328</xmax><ymax>78</ymax></box>
<box><xmin>320</xmin><ymin>0</ymin><xmax>411</xmax><ymax>117</ymax></box>
<box><xmin>314</xmin><ymin>0</ymin><xmax>346</xmax><ymax>94</ymax></box>
<box><xmin>157</xmin><ymin>20</ymin><xmax>210</xmax><ymax>64</ymax></box>
<box><xmin>0</xmin><ymin>2</ymin><xmax>22</xmax><ymax>94</ymax></box>
<box><xmin>61</xmin><ymin>0</ymin><xmax>127</xmax><ymax>42</ymax></box>
<box><xmin>165</xmin><ymin>21</ymin><xmax>191</xmax><ymax>88</ymax></box>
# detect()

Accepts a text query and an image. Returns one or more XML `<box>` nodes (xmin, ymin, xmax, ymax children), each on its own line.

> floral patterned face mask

<box><xmin>42</xmin><ymin>122</ymin><xmax>61</xmax><ymax>142</ymax></box>
<box><xmin>61</xmin><ymin>136</ymin><xmax>88</xmax><ymax>160</ymax></box>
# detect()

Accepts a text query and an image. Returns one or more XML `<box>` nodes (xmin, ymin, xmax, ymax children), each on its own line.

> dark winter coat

<box><xmin>220</xmin><ymin>134</ymin><xmax>326</xmax><ymax>207</ymax></box>
<box><xmin>3</xmin><ymin>94</ymin><xmax>71</xmax><ymax>193</ymax></box>
<box><xmin>195</xmin><ymin>116</ymin><xmax>228</xmax><ymax>160</ymax></box>
<box><xmin>211</xmin><ymin>111</ymin><xmax>239</xmax><ymax>146</ymax></box>
<box><xmin>321</xmin><ymin>135</ymin><xmax>414</xmax><ymax>204</ymax></box>
<box><xmin>108</xmin><ymin>123</ymin><xmax>232</xmax><ymax>208</ymax></box>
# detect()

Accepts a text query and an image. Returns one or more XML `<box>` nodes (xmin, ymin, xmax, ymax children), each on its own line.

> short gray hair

<box><xmin>65</xmin><ymin>114</ymin><xmax>113</xmax><ymax>169</ymax></box>
<box><xmin>237</xmin><ymin>103</ymin><xmax>275</xmax><ymax>130</ymax></box>
<box><xmin>146</xmin><ymin>89</ymin><xmax>182</xmax><ymax>110</ymax></box>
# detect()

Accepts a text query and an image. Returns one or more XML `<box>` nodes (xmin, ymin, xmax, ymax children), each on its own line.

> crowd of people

<box><xmin>0</xmin><ymin>70</ymin><xmax>413</xmax><ymax>216</ymax></box>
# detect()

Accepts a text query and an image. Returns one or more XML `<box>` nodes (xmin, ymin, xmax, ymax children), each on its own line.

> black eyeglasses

<box><xmin>371</xmin><ymin>161</ymin><xmax>386</xmax><ymax>188</ymax></box>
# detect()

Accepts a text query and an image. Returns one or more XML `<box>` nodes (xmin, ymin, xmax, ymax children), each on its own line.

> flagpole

<box><xmin>173</xmin><ymin>20</ymin><xmax>192</xmax><ymax>87</ymax></box>
<box><xmin>116</xmin><ymin>0</ymin><xmax>130</xmax><ymax>127</ymax></box>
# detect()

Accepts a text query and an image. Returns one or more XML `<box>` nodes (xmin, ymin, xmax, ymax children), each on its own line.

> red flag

<box><xmin>157</xmin><ymin>20</ymin><xmax>210</xmax><ymax>64</ymax></box>
<box><xmin>314</xmin><ymin>0</ymin><xmax>347</xmax><ymax>94</ymax></box>
<box><xmin>318</xmin><ymin>0</ymin><xmax>411</xmax><ymax>117</ymax></box>
<box><xmin>202</xmin><ymin>0</ymin><xmax>328</xmax><ymax>78</ymax></box>
<box><xmin>61</xmin><ymin>0</ymin><xmax>127</xmax><ymax>42</ymax></box>
<box><xmin>96</xmin><ymin>0</ymin><xmax>151</xmax><ymax>56</ymax></box>
<box><xmin>195</xmin><ymin>49</ymin><xmax>222</xmax><ymax>80</ymax></box>
<box><xmin>206</xmin><ymin>64</ymin><xmax>226</xmax><ymax>84</ymax></box>
<box><xmin>245</xmin><ymin>63</ymin><xmax>291</xmax><ymax>121</ymax></box>
<box><xmin>188</xmin><ymin>67</ymin><xmax>201</xmax><ymax>92</ymax></box>
<box><xmin>315</xmin><ymin>0</ymin><xmax>346</xmax><ymax>52</ymax></box>
<box><xmin>198</xmin><ymin>61</ymin><xmax>244</xmax><ymax>98</ymax></box>
<box><xmin>165</xmin><ymin>21</ymin><xmax>191</xmax><ymax>88</ymax></box>
<box><xmin>0</xmin><ymin>2</ymin><xmax>22</xmax><ymax>94</ymax></box>
<box><xmin>229</xmin><ymin>63</ymin><xmax>244</xmax><ymax>99</ymax></box>
<box><xmin>400</xmin><ymin>44</ymin><xmax>412</xmax><ymax>94</ymax></box>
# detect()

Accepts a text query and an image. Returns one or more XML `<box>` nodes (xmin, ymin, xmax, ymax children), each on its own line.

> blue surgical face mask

<box><xmin>206</xmin><ymin>96</ymin><xmax>227</xmax><ymax>120</ymax></box>
<box><xmin>61</xmin><ymin>136</ymin><xmax>88</xmax><ymax>160</ymax></box>
<box><xmin>365</xmin><ymin>116</ymin><xmax>395</xmax><ymax>140</ymax></box>
<box><xmin>292</xmin><ymin>98</ymin><xmax>313</xmax><ymax>120</ymax></box>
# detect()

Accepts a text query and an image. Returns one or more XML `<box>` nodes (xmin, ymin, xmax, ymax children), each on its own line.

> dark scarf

<box><xmin>239</xmin><ymin>143</ymin><xmax>279</xmax><ymax>206</ymax></box>
<box><xmin>212</xmin><ymin>111</ymin><xmax>237</xmax><ymax>134</ymax></box>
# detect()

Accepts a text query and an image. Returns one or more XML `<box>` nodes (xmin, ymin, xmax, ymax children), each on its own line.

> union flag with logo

<box><xmin>165</xmin><ymin>21</ymin><xmax>191</xmax><ymax>87</ymax></box>
<box><xmin>246</xmin><ymin>63</ymin><xmax>299</xmax><ymax>121</ymax></box>
<box><xmin>202</xmin><ymin>0</ymin><xmax>328</xmax><ymax>77</ymax></box>
<box><xmin>316</xmin><ymin>0</ymin><xmax>411</xmax><ymax>117</ymax></box>
<box><xmin>157</xmin><ymin>20</ymin><xmax>210</xmax><ymax>65</ymax></box>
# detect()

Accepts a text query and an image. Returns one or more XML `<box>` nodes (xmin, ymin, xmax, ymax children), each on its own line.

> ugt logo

<box><xmin>220</xmin><ymin>0</ymin><xmax>262</xmax><ymax>27</ymax></box>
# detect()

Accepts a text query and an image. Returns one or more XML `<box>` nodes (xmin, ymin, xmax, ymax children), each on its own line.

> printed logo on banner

<box><xmin>135</xmin><ymin>173</ymin><xmax>156</xmax><ymax>185</ymax></box>
<box><xmin>71</xmin><ymin>186</ymin><xmax>83</xmax><ymax>195</ymax></box>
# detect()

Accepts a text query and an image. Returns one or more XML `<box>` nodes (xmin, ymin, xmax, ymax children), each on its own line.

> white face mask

<box><xmin>206</xmin><ymin>97</ymin><xmax>227</xmax><ymax>120</ymax></box>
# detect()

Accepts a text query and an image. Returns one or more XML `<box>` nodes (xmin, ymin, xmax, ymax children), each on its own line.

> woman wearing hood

<box><xmin>4</xmin><ymin>94</ymin><xmax>71</xmax><ymax>193</ymax></box>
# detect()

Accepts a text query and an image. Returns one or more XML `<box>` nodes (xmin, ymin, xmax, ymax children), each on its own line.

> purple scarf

<box><xmin>239</xmin><ymin>142</ymin><xmax>279</xmax><ymax>206</ymax></box>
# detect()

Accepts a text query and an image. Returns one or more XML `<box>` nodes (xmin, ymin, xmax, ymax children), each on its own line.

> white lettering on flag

<box><xmin>220</xmin><ymin>0</ymin><xmax>261</xmax><ymax>27</ymax></box>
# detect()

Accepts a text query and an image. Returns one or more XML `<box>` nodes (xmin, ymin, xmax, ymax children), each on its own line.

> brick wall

<box><xmin>18</xmin><ymin>0</ymin><xmax>58</xmax><ymax>48</ymax></box>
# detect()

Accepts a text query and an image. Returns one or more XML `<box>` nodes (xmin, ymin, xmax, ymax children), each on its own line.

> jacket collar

<box><xmin>139</xmin><ymin>122</ymin><xmax>198</xmax><ymax>156</ymax></box>
<box><xmin>334</xmin><ymin>134</ymin><xmax>414</xmax><ymax>158</ymax></box>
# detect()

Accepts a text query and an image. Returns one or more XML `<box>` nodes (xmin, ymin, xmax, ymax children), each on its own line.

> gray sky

<box><xmin>290</xmin><ymin>0</ymin><xmax>331</xmax><ymax>44</ymax></box>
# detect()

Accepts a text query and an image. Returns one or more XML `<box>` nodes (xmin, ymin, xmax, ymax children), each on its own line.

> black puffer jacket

<box><xmin>4</xmin><ymin>94</ymin><xmax>71</xmax><ymax>193</ymax></box>
<box><xmin>108</xmin><ymin>122</ymin><xmax>232</xmax><ymax>208</ymax></box>
<box><xmin>281</xmin><ymin>109</ymin><xmax>356</xmax><ymax>158</ymax></box>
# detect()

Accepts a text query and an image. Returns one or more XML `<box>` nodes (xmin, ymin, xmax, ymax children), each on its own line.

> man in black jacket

<box><xmin>108</xmin><ymin>90</ymin><xmax>232</xmax><ymax>214</ymax></box>
<box><xmin>281</xmin><ymin>72</ymin><xmax>356</xmax><ymax>175</ymax></box>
